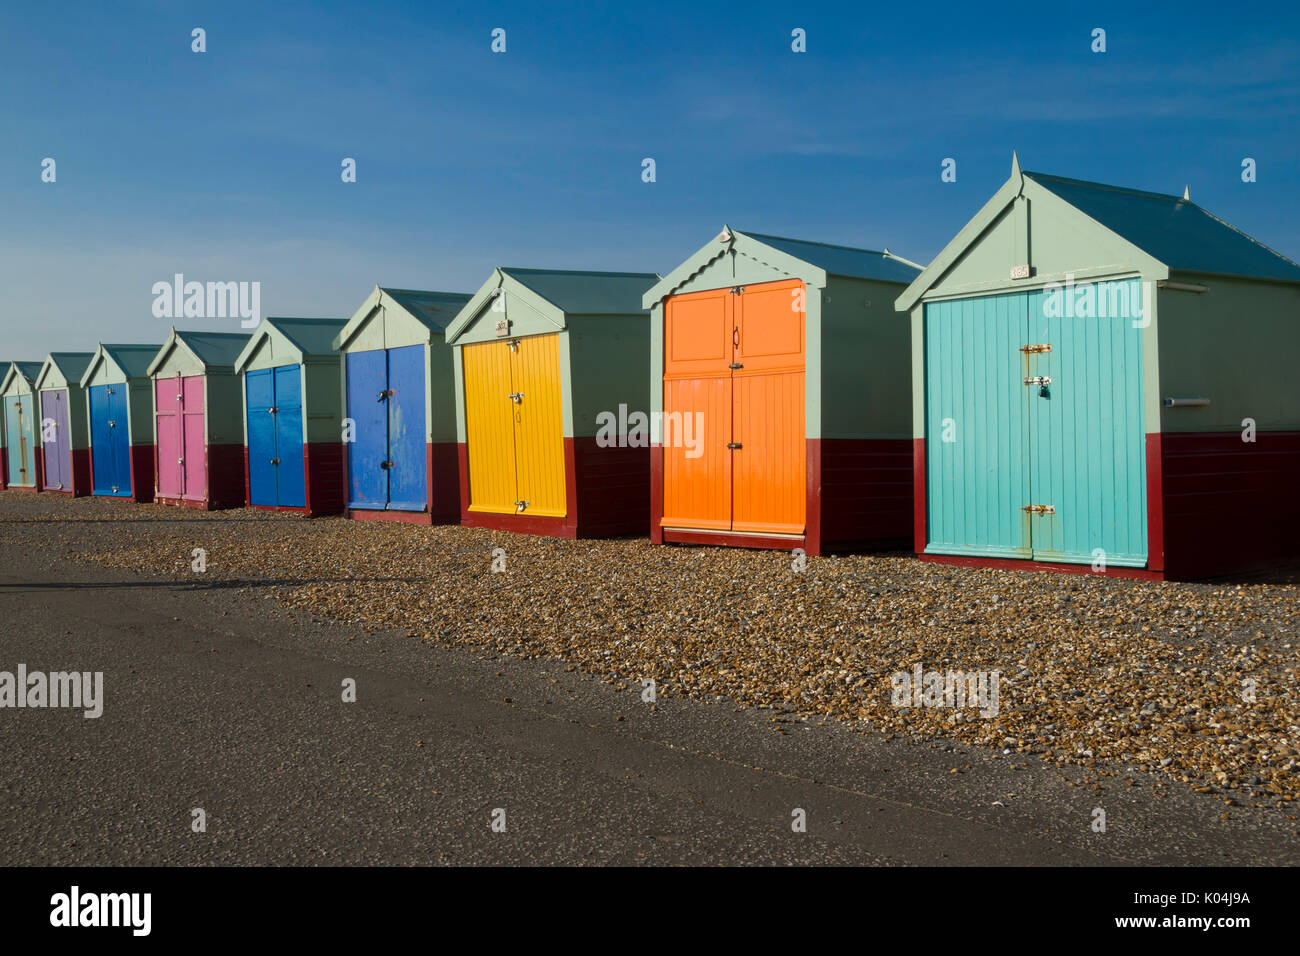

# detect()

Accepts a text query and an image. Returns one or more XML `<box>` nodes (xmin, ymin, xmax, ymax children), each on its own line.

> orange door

<box><xmin>661</xmin><ymin>279</ymin><xmax>806</xmax><ymax>535</ymax></box>
<box><xmin>732</xmin><ymin>279</ymin><xmax>806</xmax><ymax>533</ymax></box>
<box><xmin>662</xmin><ymin>287</ymin><xmax>733</xmax><ymax>529</ymax></box>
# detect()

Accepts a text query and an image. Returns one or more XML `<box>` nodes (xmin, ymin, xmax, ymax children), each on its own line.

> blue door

<box><xmin>346</xmin><ymin>350</ymin><xmax>389</xmax><ymax>509</ymax></box>
<box><xmin>246</xmin><ymin>365</ymin><xmax>307</xmax><ymax>508</ymax></box>
<box><xmin>274</xmin><ymin>365</ymin><xmax>305</xmax><ymax>508</ymax></box>
<box><xmin>246</xmin><ymin>369</ymin><xmax>278</xmax><ymax>506</ymax></box>
<box><xmin>90</xmin><ymin>384</ymin><xmax>132</xmax><ymax>496</ymax></box>
<box><xmin>385</xmin><ymin>345</ymin><xmax>427</xmax><ymax>511</ymax></box>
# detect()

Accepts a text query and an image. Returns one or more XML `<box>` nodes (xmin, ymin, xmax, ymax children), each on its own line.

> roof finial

<box><xmin>1011</xmin><ymin>150</ymin><xmax>1021</xmax><ymax>178</ymax></box>
<box><xmin>1182</xmin><ymin>184</ymin><xmax>1190</xmax><ymax>201</ymax></box>
<box><xmin>717</xmin><ymin>224</ymin><xmax>733</xmax><ymax>243</ymax></box>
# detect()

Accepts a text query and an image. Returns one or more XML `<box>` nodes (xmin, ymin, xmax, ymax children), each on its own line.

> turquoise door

<box><xmin>925</xmin><ymin>281</ymin><xmax>1146</xmax><ymax>566</ymax></box>
<box><xmin>1025</xmin><ymin>281</ymin><xmax>1146</xmax><ymax>566</ymax></box>
<box><xmin>924</xmin><ymin>293</ymin><xmax>1031</xmax><ymax>558</ymax></box>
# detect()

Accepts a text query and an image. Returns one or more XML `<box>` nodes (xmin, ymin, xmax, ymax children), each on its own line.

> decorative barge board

<box><xmin>896</xmin><ymin>155</ymin><xmax>1300</xmax><ymax>581</ymax></box>
<box><xmin>235</xmin><ymin>318</ymin><xmax>347</xmax><ymax>516</ymax></box>
<box><xmin>146</xmin><ymin>330</ymin><xmax>252</xmax><ymax>509</ymax></box>
<box><xmin>446</xmin><ymin>268</ymin><xmax>657</xmax><ymax>539</ymax></box>
<box><xmin>333</xmin><ymin>287</ymin><xmax>472</xmax><ymax>524</ymax></box>
<box><xmin>1</xmin><ymin>362</ymin><xmax>46</xmax><ymax>491</ymax></box>
<box><xmin>643</xmin><ymin>228</ymin><xmax>921</xmax><ymax>556</ymax></box>
<box><xmin>33</xmin><ymin>352</ymin><xmax>95</xmax><ymax>496</ymax></box>
<box><xmin>80</xmin><ymin>344</ymin><xmax>160</xmax><ymax>502</ymax></box>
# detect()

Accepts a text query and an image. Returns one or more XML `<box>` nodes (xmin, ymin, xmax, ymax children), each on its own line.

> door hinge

<box><xmin>1019</xmin><ymin>344</ymin><xmax>1052</xmax><ymax>353</ymax></box>
<box><xmin>727</xmin><ymin>442</ymin><xmax>743</xmax><ymax>450</ymax></box>
<box><xmin>1023</xmin><ymin>376</ymin><xmax>1052</xmax><ymax>386</ymax></box>
<box><xmin>508</xmin><ymin>392</ymin><xmax>524</xmax><ymax>403</ymax></box>
<box><xmin>728</xmin><ymin>362</ymin><xmax>743</xmax><ymax>370</ymax></box>
<box><xmin>1022</xmin><ymin>504</ymin><xmax>1056</xmax><ymax>515</ymax></box>
<box><xmin>514</xmin><ymin>499</ymin><xmax>529</xmax><ymax>512</ymax></box>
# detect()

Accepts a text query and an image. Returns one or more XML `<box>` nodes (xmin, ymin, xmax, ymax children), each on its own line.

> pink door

<box><xmin>182</xmin><ymin>376</ymin><xmax>206</xmax><ymax>500</ymax></box>
<box><xmin>155</xmin><ymin>377</ymin><xmax>184</xmax><ymax>498</ymax></box>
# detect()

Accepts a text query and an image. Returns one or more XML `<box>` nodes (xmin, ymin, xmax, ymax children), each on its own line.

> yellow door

<box><xmin>464</xmin><ymin>340</ymin><xmax>518</xmax><ymax>514</ymax></box>
<box><xmin>509</xmin><ymin>334</ymin><xmax>567</xmax><ymax>516</ymax></box>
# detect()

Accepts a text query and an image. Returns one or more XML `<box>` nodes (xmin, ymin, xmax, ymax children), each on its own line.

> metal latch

<box><xmin>1024</xmin><ymin>376</ymin><xmax>1052</xmax><ymax>386</ymax></box>
<box><xmin>514</xmin><ymin>500</ymin><xmax>529</xmax><ymax>512</ymax></box>
<box><xmin>730</xmin><ymin>286</ymin><xmax>746</xmax><ymax>294</ymax></box>
<box><xmin>178</xmin><ymin>457</ymin><xmax>184</xmax><ymax>465</ymax></box>
<box><xmin>1019</xmin><ymin>344</ymin><xmax>1052</xmax><ymax>353</ymax></box>
<box><xmin>377</xmin><ymin>389</ymin><xmax>394</xmax><ymax>402</ymax></box>
<box><xmin>380</xmin><ymin>460</ymin><xmax>395</xmax><ymax>469</ymax></box>
<box><xmin>728</xmin><ymin>362</ymin><xmax>744</xmax><ymax>370</ymax></box>
<box><xmin>271</xmin><ymin>458</ymin><xmax>280</xmax><ymax>465</ymax></box>
<box><xmin>111</xmin><ymin>486</ymin><xmax>118</xmax><ymax>493</ymax></box>
<box><xmin>268</xmin><ymin>406</ymin><xmax>278</xmax><ymax>414</ymax></box>
<box><xmin>1022</xmin><ymin>504</ymin><xmax>1056</xmax><ymax>515</ymax></box>
<box><xmin>508</xmin><ymin>392</ymin><xmax>524</xmax><ymax>403</ymax></box>
<box><xmin>727</xmin><ymin>442</ymin><xmax>743</xmax><ymax>450</ymax></box>
<box><xmin>108</xmin><ymin>420</ymin><xmax>116</xmax><ymax>427</ymax></box>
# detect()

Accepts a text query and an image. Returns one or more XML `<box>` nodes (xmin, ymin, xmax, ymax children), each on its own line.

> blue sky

<box><xmin>2</xmin><ymin>0</ymin><xmax>1298</xmax><ymax>357</ymax></box>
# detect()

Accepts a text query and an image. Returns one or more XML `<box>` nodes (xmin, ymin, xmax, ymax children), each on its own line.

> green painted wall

<box><xmin>820</xmin><ymin>275</ymin><xmax>911</xmax><ymax>439</ymax></box>
<box><xmin>152</xmin><ymin>345</ymin><xmax>204</xmax><ymax>378</ymax></box>
<box><xmin>204</xmin><ymin>372</ymin><xmax>244</xmax><ymax>444</ymax></box>
<box><xmin>1156</xmin><ymin>276</ymin><xmax>1300</xmax><ymax>432</ymax></box>
<box><xmin>302</xmin><ymin>360</ymin><xmax>343</xmax><ymax>445</ymax></box>
<box><xmin>567</xmin><ymin>315</ymin><xmax>649</xmax><ymax>439</ymax></box>
<box><xmin>451</xmin><ymin>291</ymin><xmax>560</xmax><ymax>346</ymax></box>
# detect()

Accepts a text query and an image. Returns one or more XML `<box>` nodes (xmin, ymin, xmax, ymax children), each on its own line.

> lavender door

<box><xmin>39</xmin><ymin>390</ymin><xmax>71</xmax><ymax>491</ymax></box>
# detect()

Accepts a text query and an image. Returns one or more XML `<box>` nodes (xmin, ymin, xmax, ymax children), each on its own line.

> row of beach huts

<box><xmin>4</xmin><ymin>162</ymin><xmax>1299</xmax><ymax>581</ymax></box>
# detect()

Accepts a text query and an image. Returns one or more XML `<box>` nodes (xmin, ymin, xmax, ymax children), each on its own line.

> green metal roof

<box><xmin>737</xmin><ymin>232</ymin><xmax>923</xmax><ymax>284</ymax></box>
<box><xmin>44</xmin><ymin>351</ymin><xmax>95</xmax><ymax>382</ymax></box>
<box><xmin>263</xmin><ymin>317</ymin><xmax>347</xmax><ymax>356</ymax></box>
<box><xmin>499</xmin><ymin>268</ymin><xmax>658</xmax><ymax>316</ymax></box>
<box><xmin>101</xmin><ymin>344</ymin><xmax>161</xmax><ymax>379</ymax></box>
<box><xmin>10</xmin><ymin>361</ymin><xmax>42</xmax><ymax>381</ymax></box>
<box><xmin>1026</xmin><ymin>172</ymin><xmax>1300</xmax><ymax>283</ymax></box>
<box><xmin>380</xmin><ymin>288</ymin><xmax>474</xmax><ymax>333</ymax></box>
<box><xmin>173</xmin><ymin>331</ymin><xmax>252</xmax><ymax>368</ymax></box>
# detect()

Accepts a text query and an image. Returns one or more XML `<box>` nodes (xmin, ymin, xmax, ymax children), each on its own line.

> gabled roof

<box><xmin>897</xmin><ymin>158</ymin><xmax>1300</xmax><ymax>311</ymax></box>
<box><xmin>333</xmin><ymin>286</ymin><xmax>473</xmax><ymax>351</ymax></box>
<box><xmin>643</xmin><ymin>227</ymin><xmax>921</xmax><ymax>307</ymax></box>
<box><xmin>500</xmin><ymin>268</ymin><xmax>659</xmax><ymax>316</ymax></box>
<box><xmin>146</xmin><ymin>329</ymin><xmax>251</xmax><ymax>377</ymax></box>
<box><xmin>235</xmin><ymin>317</ymin><xmax>346</xmax><ymax>372</ymax></box>
<box><xmin>1024</xmin><ymin>172</ymin><xmax>1300</xmax><ymax>283</ymax></box>
<box><xmin>444</xmin><ymin>268</ymin><xmax>657</xmax><ymax>345</ymax></box>
<box><xmin>1</xmin><ymin>361</ymin><xmax>43</xmax><ymax>394</ymax></box>
<box><xmin>34</xmin><ymin>352</ymin><xmax>95</xmax><ymax>391</ymax></box>
<box><xmin>79</xmin><ymin>344</ymin><xmax>159</xmax><ymax>387</ymax></box>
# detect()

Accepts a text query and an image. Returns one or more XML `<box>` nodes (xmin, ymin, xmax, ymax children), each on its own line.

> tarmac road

<box><xmin>0</xmin><ymin>530</ymin><xmax>1295</xmax><ymax>866</ymax></box>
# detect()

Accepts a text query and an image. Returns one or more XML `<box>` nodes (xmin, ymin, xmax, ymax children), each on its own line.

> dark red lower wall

<box><xmin>0</xmin><ymin>448</ymin><xmax>6</xmax><ymax>490</ymax></box>
<box><xmin>129</xmin><ymin>444</ymin><xmax>154</xmax><ymax>503</ymax></box>
<box><xmin>814</xmin><ymin>437</ymin><xmax>912</xmax><ymax>553</ymax></box>
<box><xmin>304</xmin><ymin>442</ymin><xmax>345</xmax><ymax>516</ymax></box>
<box><xmin>1160</xmin><ymin>430</ymin><xmax>1300</xmax><ymax>579</ymax></box>
<box><xmin>206</xmin><ymin>443</ymin><xmax>246</xmax><ymax>510</ymax></box>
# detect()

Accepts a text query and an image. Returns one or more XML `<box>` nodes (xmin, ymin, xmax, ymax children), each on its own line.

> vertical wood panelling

<box><xmin>464</xmin><ymin>339</ymin><xmax>518</xmax><ymax>514</ymax></box>
<box><xmin>511</xmin><ymin>333</ymin><xmax>566</xmax><ymax>516</ymax></box>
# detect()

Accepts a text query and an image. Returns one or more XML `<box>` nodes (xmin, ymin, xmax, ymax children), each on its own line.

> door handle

<box><xmin>733</xmin><ymin>327</ymin><xmax>739</xmax><ymax>348</ymax></box>
<box><xmin>508</xmin><ymin>392</ymin><xmax>524</xmax><ymax>403</ymax></box>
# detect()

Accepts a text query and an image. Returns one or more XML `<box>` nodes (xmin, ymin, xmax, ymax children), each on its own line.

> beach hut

<box><xmin>642</xmin><ymin>228</ymin><xmax>921</xmax><ymax>556</ymax></box>
<box><xmin>34</xmin><ymin>352</ymin><xmax>94</xmax><ymax>495</ymax></box>
<box><xmin>446</xmin><ymin>268</ymin><xmax>657</xmax><ymax>538</ymax></box>
<box><xmin>1</xmin><ymin>362</ymin><xmax>45</xmax><ymax>490</ymax></box>
<box><xmin>332</xmin><ymin>287</ymin><xmax>471</xmax><ymax>523</ymax></box>
<box><xmin>895</xmin><ymin>156</ymin><xmax>1300</xmax><ymax>580</ymax></box>
<box><xmin>146</xmin><ymin>330</ymin><xmax>251</xmax><ymax>509</ymax></box>
<box><xmin>80</xmin><ymin>344</ymin><xmax>160</xmax><ymax>501</ymax></box>
<box><xmin>0</xmin><ymin>359</ymin><xmax>8</xmax><ymax>490</ymax></box>
<box><xmin>234</xmin><ymin>317</ymin><xmax>347</xmax><ymax>515</ymax></box>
